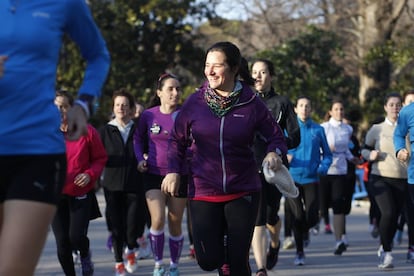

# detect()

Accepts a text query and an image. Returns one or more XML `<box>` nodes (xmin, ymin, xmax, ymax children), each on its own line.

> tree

<box><xmin>254</xmin><ymin>26</ymin><xmax>357</xmax><ymax>121</ymax></box>
<box><xmin>209</xmin><ymin>0</ymin><xmax>414</xmax><ymax>130</ymax></box>
<box><xmin>57</xmin><ymin>0</ymin><xmax>215</xmax><ymax>124</ymax></box>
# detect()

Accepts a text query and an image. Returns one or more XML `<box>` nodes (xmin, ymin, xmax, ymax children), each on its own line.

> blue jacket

<box><xmin>168</xmin><ymin>81</ymin><xmax>287</xmax><ymax>198</ymax></box>
<box><xmin>394</xmin><ymin>103</ymin><xmax>414</xmax><ymax>184</ymax></box>
<box><xmin>288</xmin><ymin>117</ymin><xmax>332</xmax><ymax>185</ymax></box>
<box><xmin>0</xmin><ymin>0</ymin><xmax>110</xmax><ymax>154</ymax></box>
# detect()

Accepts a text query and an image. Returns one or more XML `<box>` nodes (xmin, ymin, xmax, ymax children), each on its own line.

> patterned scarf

<box><xmin>204</xmin><ymin>82</ymin><xmax>242</xmax><ymax>117</ymax></box>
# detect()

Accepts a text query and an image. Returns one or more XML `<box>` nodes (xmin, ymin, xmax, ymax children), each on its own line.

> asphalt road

<box><xmin>36</xmin><ymin>191</ymin><xmax>414</xmax><ymax>276</ymax></box>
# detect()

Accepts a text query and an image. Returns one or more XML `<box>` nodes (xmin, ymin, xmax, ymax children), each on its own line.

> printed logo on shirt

<box><xmin>233</xmin><ymin>114</ymin><xmax>245</xmax><ymax>118</ymax></box>
<box><xmin>150</xmin><ymin>123</ymin><xmax>161</xmax><ymax>134</ymax></box>
<box><xmin>32</xmin><ymin>12</ymin><xmax>50</xmax><ymax>19</ymax></box>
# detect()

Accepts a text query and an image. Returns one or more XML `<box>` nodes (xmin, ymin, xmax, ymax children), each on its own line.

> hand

<box><xmin>74</xmin><ymin>173</ymin><xmax>90</xmax><ymax>187</ymax></box>
<box><xmin>161</xmin><ymin>173</ymin><xmax>180</xmax><ymax>196</ymax></box>
<box><xmin>350</xmin><ymin>156</ymin><xmax>362</xmax><ymax>165</ymax></box>
<box><xmin>287</xmin><ymin>154</ymin><xmax>293</xmax><ymax>163</ymax></box>
<box><xmin>263</xmin><ymin>152</ymin><xmax>283</xmax><ymax>172</ymax></box>
<box><xmin>369</xmin><ymin>150</ymin><xmax>379</xmax><ymax>161</ymax></box>
<box><xmin>137</xmin><ymin>160</ymin><xmax>148</xmax><ymax>172</ymax></box>
<box><xmin>397</xmin><ymin>148</ymin><xmax>410</xmax><ymax>162</ymax></box>
<box><xmin>66</xmin><ymin>105</ymin><xmax>88</xmax><ymax>140</ymax></box>
<box><xmin>0</xmin><ymin>55</ymin><xmax>8</xmax><ymax>78</ymax></box>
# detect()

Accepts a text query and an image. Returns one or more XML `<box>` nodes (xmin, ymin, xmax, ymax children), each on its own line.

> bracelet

<box><xmin>74</xmin><ymin>99</ymin><xmax>90</xmax><ymax>118</ymax></box>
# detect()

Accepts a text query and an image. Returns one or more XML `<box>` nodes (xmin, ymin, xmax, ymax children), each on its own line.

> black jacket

<box><xmin>99</xmin><ymin>123</ymin><xmax>141</xmax><ymax>193</ymax></box>
<box><xmin>255</xmin><ymin>87</ymin><xmax>300</xmax><ymax>168</ymax></box>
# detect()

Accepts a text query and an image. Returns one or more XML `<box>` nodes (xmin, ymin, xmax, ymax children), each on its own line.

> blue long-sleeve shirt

<box><xmin>288</xmin><ymin>117</ymin><xmax>332</xmax><ymax>185</ymax></box>
<box><xmin>0</xmin><ymin>0</ymin><xmax>110</xmax><ymax>154</ymax></box>
<box><xmin>394</xmin><ymin>103</ymin><xmax>414</xmax><ymax>184</ymax></box>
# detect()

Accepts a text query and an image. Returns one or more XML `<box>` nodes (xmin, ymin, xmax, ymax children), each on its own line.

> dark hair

<box><xmin>148</xmin><ymin>73</ymin><xmax>180</xmax><ymax>108</ymax></box>
<box><xmin>112</xmin><ymin>88</ymin><xmax>135</xmax><ymax>108</ymax></box>
<box><xmin>402</xmin><ymin>90</ymin><xmax>414</xmax><ymax>102</ymax></box>
<box><xmin>383</xmin><ymin>92</ymin><xmax>402</xmax><ymax>105</ymax></box>
<box><xmin>206</xmin><ymin>41</ymin><xmax>255</xmax><ymax>86</ymax></box>
<box><xmin>55</xmin><ymin>89</ymin><xmax>74</xmax><ymax>106</ymax></box>
<box><xmin>252</xmin><ymin>59</ymin><xmax>275</xmax><ymax>76</ymax></box>
<box><xmin>295</xmin><ymin>95</ymin><xmax>311</xmax><ymax>106</ymax></box>
<box><xmin>156</xmin><ymin>73</ymin><xmax>178</xmax><ymax>90</ymax></box>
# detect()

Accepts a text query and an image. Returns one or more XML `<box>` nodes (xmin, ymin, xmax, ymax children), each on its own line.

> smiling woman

<box><xmin>161</xmin><ymin>41</ymin><xmax>288</xmax><ymax>276</ymax></box>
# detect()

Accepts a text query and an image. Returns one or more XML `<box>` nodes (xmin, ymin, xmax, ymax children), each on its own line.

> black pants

<box><xmin>286</xmin><ymin>182</ymin><xmax>319</xmax><ymax>253</ymax></box>
<box><xmin>104</xmin><ymin>188</ymin><xmax>143</xmax><ymax>262</ymax></box>
<box><xmin>319</xmin><ymin>174</ymin><xmax>348</xmax><ymax>225</ymax></box>
<box><xmin>189</xmin><ymin>192</ymin><xmax>260</xmax><ymax>276</ymax></box>
<box><xmin>370</xmin><ymin>175</ymin><xmax>406</xmax><ymax>252</ymax></box>
<box><xmin>255</xmin><ymin>173</ymin><xmax>281</xmax><ymax>226</ymax></box>
<box><xmin>51</xmin><ymin>191</ymin><xmax>94</xmax><ymax>276</ymax></box>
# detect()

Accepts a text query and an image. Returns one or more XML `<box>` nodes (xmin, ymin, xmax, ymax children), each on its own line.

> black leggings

<box><xmin>189</xmin><ymin>192</ymin><xmax>260</xmax><ymax>276</ymax></box>
<box><xmin>51</xmin><ymin>191</ymin><xmax>94</xmax><ymax>276</ymax></box>
<box><xmin>319</xmin><ymin>174</ymin><xmax>348</xmax><ymax>223</ymax></box>
<box><xmin>255</xmin><ymin>173</ymin><xmax>281</xmax><ymax>226</ymax></box>
<box><xmin>286</xmin><ymin>183</ymin><xmax>319</xmax><ymax>253</ymax></box>
<box><xmin>370</xmin><ymin>175</ymin><xmax>406</xmax><ymax>252</ymax></box>
<box><xmin>104</xmin><ymin>189</ymin><xmax>143</xmax><ymax>262</ymax></box>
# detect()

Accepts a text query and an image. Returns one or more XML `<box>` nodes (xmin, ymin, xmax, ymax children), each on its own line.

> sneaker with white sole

<box><xmin>334</xmin><ymin>241</ymin><xmax>347</xmax><ymax>255</ymax></box>
<box><xmin>153</xmin><ymin>265</ymin><xmax>166</xmax><ymax>276</ymax></box>
<box><xmin>378</xmin><ymin>252</ymin><xmax>394</xmax><ymax>270</ymax></box>
<box><xmin>125</xmin><ymin>250</ymin><xmax>138</xmax><ymax>273</ymax></box>
<box><xmin>283</xmin><ymin>236</ymin><xmax>295</xmax><ymax>250</ymax></box>
<box><xmin>137</xmin><ymin>236</ymin><xmax>152</xmax><ymax>259</ymax></box>
<box><xmin>115</xmin><ymin>262</ymin><xmax>126</xmax><ymax>276</ymax></box>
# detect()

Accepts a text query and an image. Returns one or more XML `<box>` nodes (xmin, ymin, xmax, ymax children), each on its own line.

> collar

<box><xmin>328</xmin><ymin>117</ymin><xmax>342</xmax><ymax>127</ymax></box>
<box><xmin>385</xmin><ymin>117</ymin><xmax>397</xmax><ymax>126</ymax></box>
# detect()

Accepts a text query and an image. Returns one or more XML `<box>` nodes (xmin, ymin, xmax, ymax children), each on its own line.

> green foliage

<box><xmin>361</xmin><ymin>37</ymin><xmax>414</xmax><ymax>124</ymax></box>
<box><xmin>57</xmin><ymin>0</ymin><xmax>212</xmax><ymax>126</ymax></box>
<box><xmin>255</xmin><ymin>26</ymin><xmax>358</xmax><ymax>122</ymax></box>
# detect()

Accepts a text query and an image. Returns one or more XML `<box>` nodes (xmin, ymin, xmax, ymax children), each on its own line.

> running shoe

<box><xmin>72</xmin><ymin>250</ymin><xmax>80</xmax><ymax>265</ymax></box>
<box><xmin>334</xmin><ymin>241</ymin><xmax>347</xmax><ymax>255</ymax></box>
<box><xmin>168</xmin><ymin>266</ymin><xmax>180</xmax><ymax>276</ymax></box>
<box><xmin>407</xmin><ymin>247</ymin><xmax>414</xmax><ymax>263</ymax></box>
<box><xmin>378</xmin><ymin>252</ymin><xmax>394</xmax><ymax>270</ymax></box>
<box><xmin>153</xmin><ymin>265</ymin><xmax>166</xmax><ymax>276</ymax></box>
<box><xmin>311</xmin><ymin>224</ymin><xmax>320</xmax><ymax>235</ymax></box>
<box><xmin>188</xmin><ymin>245</ymin><xmax>196</xmax><ymax>259</ymax></box>
<box><xmin>283</xmin><ymin>236</ymin><xmax>295</xmax><ymax>250</ymax></box>
<box><xmin>125</xmin><ymin>250</ymin><xmax>138</xmax><ymax>273</ymax></box>
<box><xmin>137</xmin><ymin>236</ymin><xmax>152</xmax><ymax>259</ymax></box>
<box><xmin>80</xmin><ymin>251</ymin><xmax>94</xmax><ymax>276</ymax></box>
<box><xmin>255</xmin><ymin>268</ymin><xmax>267</xmax><ymax>276</ymax></box>
<box><xmin>115</xmin><ymin>262</ymin><xmax>126</xmax><ymax>276</ymax></box>
<box><xmin>324</xmin><ymin>224</ymin><xmax>333</xmax><ymax>234</ymax></box>
<box><xmin>266</xmin><ymin>241</ymin><xmax>280</xmax><ymax>270</ymax></box>
<box><xmin>218</xmin><ymin>263</ymin><xmax>230</xmax><ymax>276</ymax></box>
<box><xmin>294</xmin><ymin>252</ymin><xmax>305</xmax><ymax>266</ymax></box>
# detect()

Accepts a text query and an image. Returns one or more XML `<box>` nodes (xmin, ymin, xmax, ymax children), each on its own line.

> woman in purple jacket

<box><xmin>161</xmin><ymin>42</ymin><xmax>287</xmax><ymax>276</ymax></box>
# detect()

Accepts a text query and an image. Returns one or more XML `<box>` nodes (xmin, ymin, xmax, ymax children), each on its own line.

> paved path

<box><xmin>36</xmin><ymin>191</ymin><xmax>413</xmax><ymax>275</ymax></box>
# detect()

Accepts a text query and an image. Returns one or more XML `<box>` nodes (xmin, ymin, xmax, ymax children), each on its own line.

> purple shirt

<box><xmin>134</xmin><ymin>106</ymin><xmax>180</xmax><ymax>176</ymax></box>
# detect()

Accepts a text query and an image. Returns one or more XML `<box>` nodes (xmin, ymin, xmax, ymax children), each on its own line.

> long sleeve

<box><xmin>84</xmin><ymin>125</ymin><xmax>108</xmax><ymax>184</ymax></box>
<box><xmin>65</xmin><ymin>0</ymin><xmax>110</xmax><ymax>98</ymax></box>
